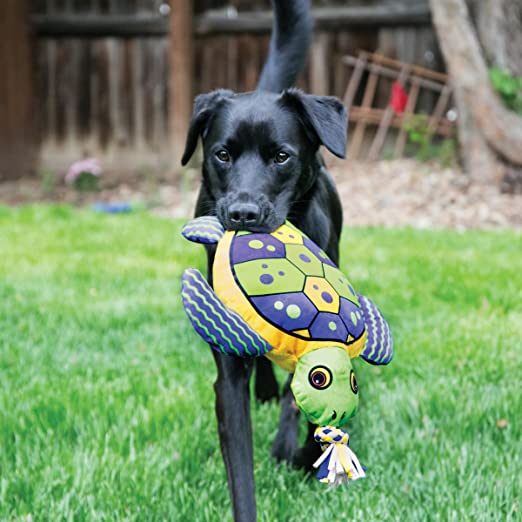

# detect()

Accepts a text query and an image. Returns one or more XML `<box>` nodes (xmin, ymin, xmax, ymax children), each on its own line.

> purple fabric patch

<box><xmin>303</xmin><ymin>237</ymin><xmax>337</xmax><ymax>268</ymax></box>
<box><xmin>231</xmin><ymin>234</ymin><xmax>285</xmax><ymax>264</ymax></box>
<box><xmin>321</xmin><ymin>291</ymin><xmax>334</xmax><ymax>304</ymax></box>
<box><xmin>309</xmin><ymin>312</ymin><xmax>348</xmax><ymax>341</ymax></box>
<box><xmin>250</xmin><ymin>292</ymin><xmax>317</xmax><ymax>331</ymax></box>
<box><xmin>260</xmin><ymin>274</ymin><xmax>274</xmax><ymax>285</ymax></box>
<box><xmin>339</xmin><ymin>297</ymin><xmax>365</xmax><ymax>339</ymax></box>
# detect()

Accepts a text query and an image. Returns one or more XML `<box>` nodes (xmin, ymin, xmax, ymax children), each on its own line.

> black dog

<box><xmin>181</xmin><ymin>1</ymin><xmax>347</xmax><ymax>520</ymax></box>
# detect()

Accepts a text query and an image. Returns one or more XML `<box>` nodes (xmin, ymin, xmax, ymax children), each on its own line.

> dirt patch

<box><xmin>330</xmin><ymin>159</ymin><xmax>522</xmax><ymax>230</ymax></box>
<box><xmin>1</xmin><ymin>159</ymin><xmax>520</xmax><ymax>230</ymax></box>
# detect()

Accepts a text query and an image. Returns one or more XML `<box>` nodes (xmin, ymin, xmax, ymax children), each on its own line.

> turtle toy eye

<box><xmin>308</xmin><ymin>366</ymin><xmax>332</xmax><ymax>390</ymax></box>
<box><xmin>350</xmin><ymin>370</ymin><xmax>358</xmax><ymax>394</ymax></box>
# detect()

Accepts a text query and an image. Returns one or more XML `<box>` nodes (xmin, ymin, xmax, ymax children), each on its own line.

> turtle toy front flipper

<box><xmin>181</xmin><ymin>216</ymin><xmax>225</xmax><ymax>245</ymax></box>
<box><xmin>182</xmin><ymin>268</ymin><xmax>273</xmax><ymax>357</ymax></box>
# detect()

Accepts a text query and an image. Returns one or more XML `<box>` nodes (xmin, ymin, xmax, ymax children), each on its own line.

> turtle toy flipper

<box><xmin>182</xmin><ymin>268</ymin><xmax>273</xmax><ymax>357</ymax></box>
<box><xmin>358</xmin><ymin>294</ymin><xmax>394</xmax><ymax>365</ymax></box>
<box><xmin>181</xmin><ymin>216</ymin><xmax>225</xmax><ymax>244</ymax></box>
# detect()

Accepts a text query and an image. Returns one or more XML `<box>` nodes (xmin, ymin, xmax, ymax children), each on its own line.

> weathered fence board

<box><xmin>1</xmin><ymin>0</ymin><xmax>35</xmax><ymax>180</ymax></box>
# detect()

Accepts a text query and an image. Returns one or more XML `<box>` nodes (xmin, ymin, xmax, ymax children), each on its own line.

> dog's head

<box><xmin>182</xmin><ymin>89</ymin><xmax>348</xmax><ymax>232</ymax></box>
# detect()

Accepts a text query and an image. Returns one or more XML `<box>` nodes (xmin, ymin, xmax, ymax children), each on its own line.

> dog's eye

<box><xmin>275</xmin><ymin>151</ymin><xmax>290</xmax><ymax>164</ymax></box>
<box><xmin>216</xmin><ymin>149</ymin><xmax>230</xmax><ymax>162</ymax></box>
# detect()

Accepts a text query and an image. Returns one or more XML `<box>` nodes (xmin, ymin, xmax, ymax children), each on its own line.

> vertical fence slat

<box><xmin>310</xmin><ymin>32</ymin><xmax>330</xmax><ymax>95</ymax></box>
<box><xmin>55</xmin><ymin>41</ymin><xmax>67</xmax><ymax>143</ymax></box>
<box><xmin>170</xmin><ymin>0</ymin><xmax>193</xmax><ymax>165</ymax></box>
<box><xmin>76</xmin><ymin>39</ymin><xmax>91</xmax><ymax>140</ymax></box>
<box><xmin>121</xmin><ymin>39</ymin><xmax>134</xmax><ymax>146</ymax></box>
<box><xmin>46</xmin><ymin>40</ymin><xmax>58</xmax><ymax>145</ymax></box>
<box><xmin>132</xmin><ymin>38</ymin><xmax>145</xmax><ymax>149</ymax></box>
<box><xmin>107</xmin><ymin>38</ymin><xmax>123</xmax><ymax>149</ymax></box>
<box><xmin>0</xmin><ymin>0</ymin><xmax>35</xmax><ymax>179</ymax></box>
<box><xmin>227</xmin><ymin>36</ymin><xmax>238</xmax><ymax>91</ymax></box>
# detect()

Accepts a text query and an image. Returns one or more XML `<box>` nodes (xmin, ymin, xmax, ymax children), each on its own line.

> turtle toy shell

<box><xmin>181</xmin><ymin>215</ymin><xmax>393</xmax><ymax>371</ymax></box>
<box><xmin>213</xmin><ymin>221</ymin><xmax>367</xmax><ymax>372</ymax></box>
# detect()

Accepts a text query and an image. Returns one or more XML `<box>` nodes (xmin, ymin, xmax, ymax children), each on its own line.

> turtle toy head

<box><xmin>291</xmin><ymin>347</ymin><xmax>359</xmax><ymax>427</ymax></box>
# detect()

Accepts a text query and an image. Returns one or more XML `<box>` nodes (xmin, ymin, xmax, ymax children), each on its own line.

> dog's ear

<box><xmin>181</xmin><ymin>89</ymin><xmax>234</xmax><ymax>166</ymax></box>
<box><xmin>280</xmin><ymin>88</ymin><xmax>348</xmax><ymax>159</ymax></box>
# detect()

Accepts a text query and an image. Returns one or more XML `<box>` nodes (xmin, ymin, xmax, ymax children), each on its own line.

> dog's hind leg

<box><xmin>271</xmin><ymin>375</ymin><xmax>299</xmax><ymax>462</ymax></box>
<box><xmin>254</xmin><ymin>358</ymin><xmax>279</xmax><ymax>403</ymax></box>
<box><xmin>213</xmin><ymin>352</ymin><xmax>257</xmax><ymax>522</ymax></box>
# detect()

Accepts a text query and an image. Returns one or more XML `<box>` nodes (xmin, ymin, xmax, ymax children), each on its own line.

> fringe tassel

<box><xmin>313</xmin><ymin>426</ymin><xmax>366</xmax><ymax>487</ymax></box>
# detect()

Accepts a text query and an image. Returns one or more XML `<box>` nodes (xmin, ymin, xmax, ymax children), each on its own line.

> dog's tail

<box><xmin>257</xmin><ymin>0</ymin><xmax>313</xmax><ymax>93</ymax></box>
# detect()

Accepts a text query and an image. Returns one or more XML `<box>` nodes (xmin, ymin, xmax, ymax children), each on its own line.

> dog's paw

<box><xmin>271</xmin><ymin>429</ymin><xmax>298</xmax><ymax>463</ymax></box>
<box><xmin>255</xmin><ymin>378</ymin><xmax>279</xmax><ymax>403</ymax></box>
<box><xmin>291</xmin><ymin>443</ymin><xmax>323</xmax><ymax>473</ymax></box>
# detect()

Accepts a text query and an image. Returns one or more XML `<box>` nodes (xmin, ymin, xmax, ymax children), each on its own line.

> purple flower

<box><xmin>65</xmin><ymin>158</ymin><xmax>102</xmax><ymax>184</ymax></box>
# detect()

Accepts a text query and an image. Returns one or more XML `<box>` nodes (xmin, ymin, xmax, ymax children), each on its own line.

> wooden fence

<box><xmin>28</xmin><ymin>0</ymin><xmax>440</xmax><ymax>177</ymax></box>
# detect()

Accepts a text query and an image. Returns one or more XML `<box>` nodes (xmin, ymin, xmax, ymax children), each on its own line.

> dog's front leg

<box><xmin>212</xmin><ymin>351</ymin><xmax>256</xmax><ymax>522</ymax></box>
<box><xmin>201</xmin><ymin>242</ymin><xmax>257</xmax><ymax>522</ymax></box>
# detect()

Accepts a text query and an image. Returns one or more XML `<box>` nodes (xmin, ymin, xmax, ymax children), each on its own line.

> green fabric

<box><xmin>234</xmin><ymin>258</ymin><xmax>305</xmax><ymax>295</ymax></box>
<box><xmin>323</xmin><ymin>264</ymin><xmax>360</xmax><ymax>305</ymax></box>
<box><xmin>291</xmin><ymin>347</ymin><xmax>359</xmax><ymax>427</ymax></box>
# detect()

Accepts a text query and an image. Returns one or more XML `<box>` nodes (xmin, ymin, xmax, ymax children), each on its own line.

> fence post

<box><xmin>0</xmin><ymin>0</ymin><xmax>35</xmax><ymax>180</ymax></box>
<box><xmin>169</xmin><ymin>0</ymin><xmax>194</xmax><ymax>171</ymax></box>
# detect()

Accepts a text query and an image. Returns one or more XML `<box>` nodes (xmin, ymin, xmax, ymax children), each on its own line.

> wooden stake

<box><xmin>394</xmin><ymin>77</ymin><xmax>421</xmax><ymax>156</ymax></box>
<box><xmin>368</xmin><ymin>64</ymin><xmax>411</xmax><ymax>160</ymax></box>
<box><xmin>348</xmin><ymin>64</ymin><xmax>379</xmax><ymax>159</ymax></box>
<box><xmin>170</xmin><ymin>0</ymin><xmax>193</xmax><ymax>170</ymax></box>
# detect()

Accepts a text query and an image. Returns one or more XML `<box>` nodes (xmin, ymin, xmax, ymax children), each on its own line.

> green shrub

<box><xmin>489</xmin><ymin>68</ymin><xmax>522</xmax><ymax>115</ymax></box>
<box><xmin>401</xmin><ymin>113</ymin><xmax>457</xmax><ymax>166</ymax></box>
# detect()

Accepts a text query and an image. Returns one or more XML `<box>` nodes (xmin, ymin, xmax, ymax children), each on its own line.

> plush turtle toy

<box><xmin>181</xmin><ymin>216</ymin><xmax>393</xmax><ymax>486</ymax></box>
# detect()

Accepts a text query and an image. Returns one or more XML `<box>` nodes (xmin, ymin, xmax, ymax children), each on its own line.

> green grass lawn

<box><xmin>0</xmin><ymin>205</ymin><xmax>520</xmax><ymax>521</ymax></box>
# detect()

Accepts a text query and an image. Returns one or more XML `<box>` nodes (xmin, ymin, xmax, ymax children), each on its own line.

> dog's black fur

<box><xmin>181</xmin><ymin>1</ymin><xmax>346</xmax><ymax>520</ymax></box>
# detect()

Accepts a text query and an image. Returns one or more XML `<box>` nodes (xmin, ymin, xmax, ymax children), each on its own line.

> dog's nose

<box><xmin>228</xmin><ymin>202</ymin><xmax>261</xmax><ymax>228</ymax></box>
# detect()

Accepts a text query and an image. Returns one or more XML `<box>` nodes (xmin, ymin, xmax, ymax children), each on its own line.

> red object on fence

<box><xmin>389</xmin><ymin>81</ymin><xmax>408</xmax><ymax>113</ymax></box>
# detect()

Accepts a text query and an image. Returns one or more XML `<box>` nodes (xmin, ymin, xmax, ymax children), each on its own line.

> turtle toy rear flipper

<box><xmin>182</xmin><ymin>268</ymin><xmax>273</xmax><ymax>357</ymax></box>
<box><xmin>181</xmin><ymin>216</ymin><xmax>224</xmax><ymax>244</ymax></box>
<box><xmin>358</xmin><ymin>294</ymin><xmax>394</xmax><ymax>365</ymax></box>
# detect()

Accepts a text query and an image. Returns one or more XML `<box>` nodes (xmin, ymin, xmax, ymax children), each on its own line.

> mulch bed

<box><xmin>1</xmin><ymin>159</ymin><xmax>521</xmax><ymax>230</ymax></box>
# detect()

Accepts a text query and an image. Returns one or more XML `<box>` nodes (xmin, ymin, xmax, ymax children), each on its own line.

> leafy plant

<box><xmin>401</xmin><ymin>113</ymin><xmax>457</xmax><ymax>166</ymax></box>
<box><xmin>65</xmin><ymin>158</ymin><xmax>102</xmax><ymax>192</ymax></box>
<box><xmin>489</xmin><ymin>68</ymin><xmax>522</xmax><ymax>115</ymax></box>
